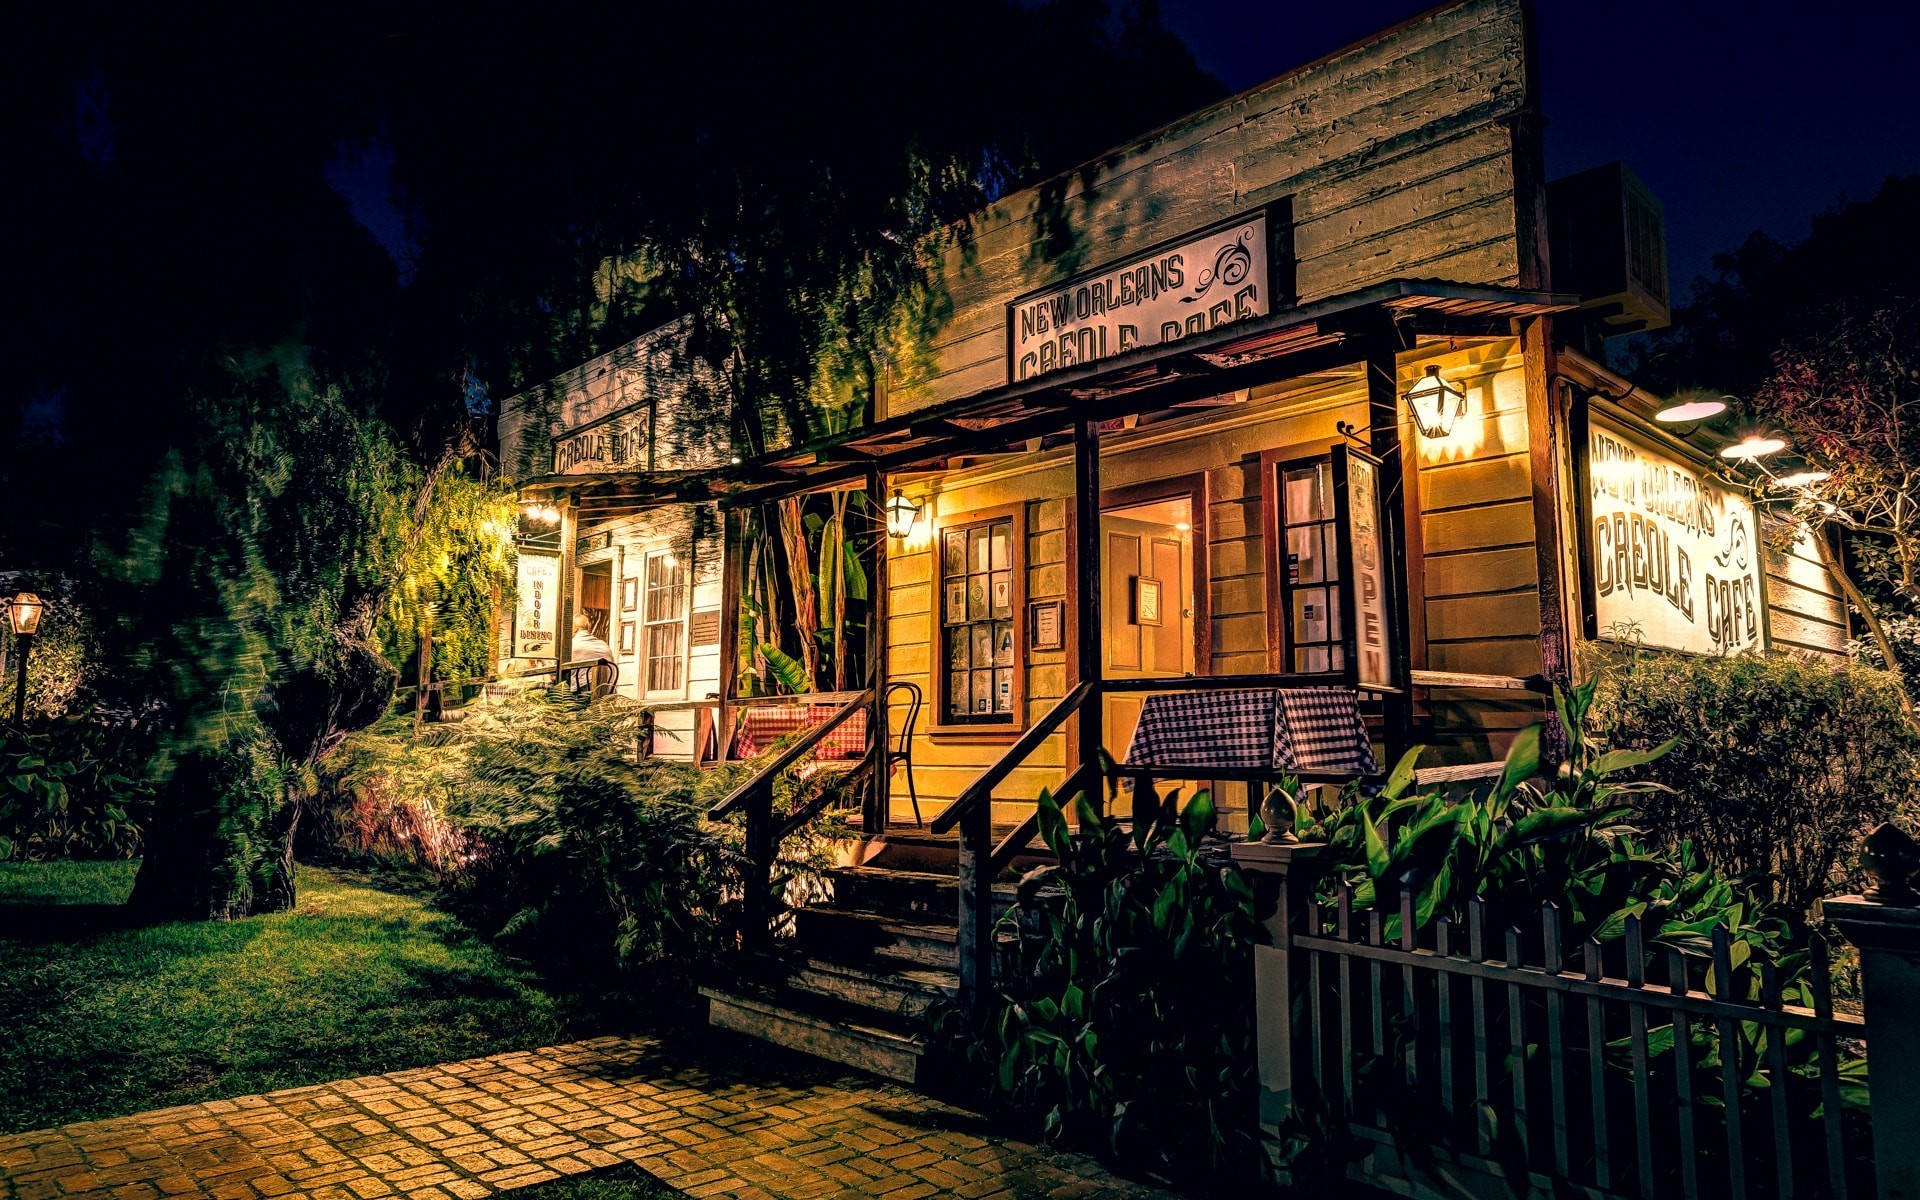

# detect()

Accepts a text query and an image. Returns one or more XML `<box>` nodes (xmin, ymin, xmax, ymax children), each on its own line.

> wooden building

<box><xmin>498</xmin><ymin>0</ymin><xmax>1847</xmax><ymax>1077</ymax></box>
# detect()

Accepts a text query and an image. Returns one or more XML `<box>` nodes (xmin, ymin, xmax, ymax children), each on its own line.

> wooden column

<box><xmin>716</xmin><ymin>505</ymin><xmax>742</xmax><ymax>757</ymax></box>
<box><xmin>1519</xmin><ymin>315</ymin><xmax>1573</xmax><ymax>760</ymax></box>
<box><xmin>555</xmin><ymin>498</ymin><xmax>577</xmax><ymax>679</ymax></box>
<box><xmin>1072</xmin><ymin>419</ymin><xmax>1102</xmax><ymax>775</ymax></box>
<box><xmin>865</xmin><ymin>466</ymin><xmax>890</xmax><ymax>836</ymax></box>
<box><xmin>1364</xmin><ymin>337</ymin><xmax>1414</xmax><ymax>761</ymax></box>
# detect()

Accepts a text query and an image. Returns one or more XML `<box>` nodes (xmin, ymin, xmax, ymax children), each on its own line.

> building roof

<box><xmin>518</xmin><ymin>278</ymin><xmax>1575</xmax><ymax>508</ymax></box>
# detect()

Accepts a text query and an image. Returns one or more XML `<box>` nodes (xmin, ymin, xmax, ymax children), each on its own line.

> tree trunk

<box><xmin>1815</xmin><ymin>528</ymin><xmax>1917</xmax><ymax>721</ymax></box>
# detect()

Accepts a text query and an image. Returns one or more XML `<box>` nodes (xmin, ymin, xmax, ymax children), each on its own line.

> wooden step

<box><xmin>785</xmin><ymin>956</ymin><xmax>957</xmax><ymax>1021</ymax></box>
<box><xmin>701</xmin><ymin>986</ymin><xmax>927</xmax><ymax>1083</ymax></box>
<box><xmin>789</xmin><ymin>904</ymin><xmax>957</xmax><ymax>969</ymax></box>
<box><xmin>823</xmin><ymin>864</ymin><xmax>1018</xmax><ymax>922</ymax></box>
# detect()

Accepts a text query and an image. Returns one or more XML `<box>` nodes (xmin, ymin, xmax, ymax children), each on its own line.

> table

<box><xmin>728</xmin><ymin>703</ymin><xmax>869</xmax><ymax>762</ymax></box>
<box><xmin>1122</xmin><ymin>687</ymin><xmax>1377</xmax><ymax>775</ymax></box>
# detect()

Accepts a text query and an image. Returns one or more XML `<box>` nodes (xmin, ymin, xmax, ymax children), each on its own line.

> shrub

<box><xmin>977</xmin><ymin>781</ymin><xmax>1261</xmax><ymax>1178</ymax></box>
<box><xmin>0</xmin><ymin>714</ymin><xmax>151</xmax><ymax>861</ymax></box>
<box><xmin>323</xmin><ymin>691</ymin><xmax>751</xmax><ymax>984</ymax></box>
<box><xmin>1585</xmin><ymin>646</ymin><xmax>1920</xmax><ymax>912</ymax></box>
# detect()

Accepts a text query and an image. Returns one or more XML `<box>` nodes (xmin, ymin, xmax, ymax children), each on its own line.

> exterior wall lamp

<box><xmin>1719</xmin><ymin>433</ymin><xmax>1787</xmax><ymax>461</ymax></box>
<box><xmin>1402</xmin><ymin>365</ymin><xmax>1467</xmax><ymax>439</ymax></box>
<box><xmin>885</xmin><ymin>489</ymin><xmax>922</xmax><ymax>539</ymax></box>
<box><xmin>7</xmin><ymin>592</ymin><xmax>44</xmax><ymax>725</ymax></box>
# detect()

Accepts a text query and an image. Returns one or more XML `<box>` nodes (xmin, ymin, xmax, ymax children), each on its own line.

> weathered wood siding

<box><xmin>1409</xmin><ymin>338</ymin><xmax>1544</xmax><ymax>761</ymax></box>
<box><xmin>882</xmin><ymin>0</ymin><xmax>1531</xmax><ymax>415</ymax></box>
<box><xmin>1764</xmin><ymin>524</ymin><xmax>1848</xmax><ymax>657</ymax></box>
<box><xmin>498</xmin><ymin>317</ymin><xmax>727</xmax><ymax>479</ymax></box>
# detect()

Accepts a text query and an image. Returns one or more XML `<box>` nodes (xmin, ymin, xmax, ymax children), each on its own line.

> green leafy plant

<box><xmin>980</xmin><ymin>777</ymin><xmax>1260</xmax><ymax>1177</ymax></box>
<box><xmin>0</xmin><ymin>716</ymin><xmax>152</xmax><ymax>861</ymax></box>
<box><xmin>1586</xmin><ymin>644</ymin><xmax>1920</xmax><ymax>911</ymax></box>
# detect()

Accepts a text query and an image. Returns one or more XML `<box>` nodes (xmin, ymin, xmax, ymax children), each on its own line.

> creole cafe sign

<box><xmin>1582</xmin><ymin>415</ymin><xmax>1767</xmax><ymax>656</ymax></box>
<box><xmin>1008</xmin><ymin>213</ymin><xmax>1272</xmax><ymax>383</ymax></box>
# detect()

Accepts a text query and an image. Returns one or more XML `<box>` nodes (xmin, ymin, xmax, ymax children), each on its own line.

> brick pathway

<box><xmin>0</xmin><ymin>1035</ymin><xmax>1179</xmax><ymax>1200</ymax></box>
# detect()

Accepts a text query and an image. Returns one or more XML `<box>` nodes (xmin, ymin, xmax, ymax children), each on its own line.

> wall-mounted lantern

<box><xmin>885</xmin><ymin>489</ymin><xmax>922</xmax><ymax>539</ymax></box>
<box><xmin>1402</xmin><ymin>365</ymin><xmax>1467</xmax><ymax>439</ymax></box>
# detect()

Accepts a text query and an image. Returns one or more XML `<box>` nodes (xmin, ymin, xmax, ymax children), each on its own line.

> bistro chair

<box><xmin>885</xmin><ymin>680</ymin><xmax>924</xmax><ymax>826</ymax></box>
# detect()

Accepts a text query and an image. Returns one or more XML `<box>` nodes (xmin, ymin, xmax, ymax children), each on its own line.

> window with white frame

<box><xmin>642</xmin><ymin>549</ymin><xmax>688</xmax><ymax>693</ymax></box>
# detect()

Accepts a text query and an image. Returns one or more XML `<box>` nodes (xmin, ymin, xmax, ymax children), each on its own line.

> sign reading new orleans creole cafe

<box><xmin>1586</xmin><ymin>417</ymin><xmax>1766</xmax><ymax>655</ymax></box>
<box><xmin>1008</xmin><ymin>214</ymin><xmax>1270</xmax><ymax>383</ymax></box>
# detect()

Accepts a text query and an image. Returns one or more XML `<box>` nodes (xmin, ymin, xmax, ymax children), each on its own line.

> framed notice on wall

<box><xmin>1333</xmin><ymin>445</ymin><xmax>1400</xmax><ymax>692</ymax></box>
<box><xmin>1576</xmin><ymin>407</ymin><xmax>1768</xmax><ymax>655</ymax></box>
<box><xmin>1029</xmin><ymin>600</ymin><xmax>1064</xmax><ymax>651</ymax></box>
<box><xmin>513</xmin><ymin>551</ymin><xmax>561</xmax><ymax>659</ymax></box>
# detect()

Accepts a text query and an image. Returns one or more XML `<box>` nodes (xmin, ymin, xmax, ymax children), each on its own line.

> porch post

<box><xmin>1231</xmin><ymin>838</ymin><xmax>1327</xmax><ymax>1171</ymax></box>
<box><xmin>1363</xmin><ymin>338</ymin><xmax>1414</xmax><ymax>760</ymax></box>
<box><xmin>1072</xmin><ymin>419</ymin><xmax>1102</xmax><ymax>777</ymax></box>
<box><xmin>865</xmin><ymin>465</ymin><xmax>890</xmax><ymax>836</ymax></box>
<box><xmin>555</xmin><ymin>496</ymin><xmax>577</xmax><ymax>680</ymax></box>
<box><xmin>1827</xmin><ymin>887</ymin><xmax>1920</xmax><ymax>1200</ymax></box>
<box><xmin>1519</xmin><ymin>315</ymin><xmax>1573</xmax><ymax>762</ymax></box>
<box><xmin>716</xmin><ymin>504</ymin><xmax>741</xmax><ymax>758</ymax></box>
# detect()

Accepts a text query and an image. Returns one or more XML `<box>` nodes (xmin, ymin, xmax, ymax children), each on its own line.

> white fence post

<box><xmin>1827</xmin><ymin>892</ymin><xmax>1920</xmax><ymax>1200</ymax></box>
<box><xmin>1231</xmin><ymin>839</ymin><xmax>1326</xmax><ymax>1152</ymax></box>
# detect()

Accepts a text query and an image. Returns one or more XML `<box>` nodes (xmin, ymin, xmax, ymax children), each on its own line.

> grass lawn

<box><xmin>0</xmin><ymin>860</ymin><xmax>620</xmax><ymax>1135</ymax></box>
<box><xmin>512</xmin><ymin>1166</ymin><xmax>681</xmax><ymax>1200</ymax></box>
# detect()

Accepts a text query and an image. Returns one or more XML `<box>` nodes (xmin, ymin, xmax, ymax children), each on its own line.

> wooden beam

<box><xmin>1519</xmin><ymin>315</ymin><xmax>1574</xmax><ymax>742</ymax></box>
<box><xmin>1072</xmin><ymin>419</ymin><xmax>1102</xmax><ymax>777</ymax></box>
<box><xmin>555</xmin><ymin>499</ymin><xmax>577</xmax><ymax>678</ymax></box>
<box><xmin>1363</xmin><ymin>333</ymin><xmax>1413</xmax><ymax>760</ymax></box>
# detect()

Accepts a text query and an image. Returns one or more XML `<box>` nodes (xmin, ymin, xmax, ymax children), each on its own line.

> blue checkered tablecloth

<box><xmin>1122</xmin><ymin>687</ymin><xmax>1377</xmax><ymax>774</ymax></box>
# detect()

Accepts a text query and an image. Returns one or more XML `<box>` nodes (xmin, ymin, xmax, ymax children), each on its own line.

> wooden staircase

<box><xmin>700</xmin><ymin>831</ymin><xmax>1035</xmax><ymax>1083</ymax></box>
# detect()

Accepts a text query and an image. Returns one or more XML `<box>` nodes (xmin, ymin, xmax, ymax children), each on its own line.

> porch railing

<box><xmin>1237</xmin><ymin>843</ymin><xmax>1875</xmax><ymax>1200</ymax></box>
<box><xmin>706</xmin><ymin>688</ymin><xmax>876</xmax><ymax>949</ymax></box>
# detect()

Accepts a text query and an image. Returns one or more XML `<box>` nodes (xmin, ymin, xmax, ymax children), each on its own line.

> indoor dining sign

<box><xmin>1584</xmin><ymin>417</ymin><xmax>1766</xmax><ymax>655</ymax></box>
<box><xmin>1008</xmin><ymin>213</ymin><xmax>1271</xmax><ymax>383</ymax></box>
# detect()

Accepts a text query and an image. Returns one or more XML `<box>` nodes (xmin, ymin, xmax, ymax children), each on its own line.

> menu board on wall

<box><xmin>1583</xmin><ymin>415</ymin><xmax>1766</xmax><ymax>655</ymax></box>
<box><xmin>514</xmin><ymin>551</ymin><xmax>561</xmax><ymax>659</ymax></box>
<box><xmin>1336</xmin><ymin>446</ymin><xmax>1399</xmax><ymax>692</ymax></box>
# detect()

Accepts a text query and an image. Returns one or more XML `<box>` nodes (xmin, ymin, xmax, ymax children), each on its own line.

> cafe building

<box><xmin>498</xmin><ymin>0</ymin><xmax>1848</xmax><ymax>1077</ymax></box>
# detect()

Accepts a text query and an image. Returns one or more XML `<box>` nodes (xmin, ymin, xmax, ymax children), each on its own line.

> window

<box><xmin>1276</xmin><ymin>456</ymin><xmax>1345</xmax><ymax>673</ymax></box>
<box><xmin>937</xmin><ymin>514</ymin><xmax>1021</xmax><ymax>725</ymax></box>
<box><xmin>641</xmin><ymin>549</ymin><xmax>687</xmax><ymax>693</ymax></box>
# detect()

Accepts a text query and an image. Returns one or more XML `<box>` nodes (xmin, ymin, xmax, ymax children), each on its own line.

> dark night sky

<box><xmin>1158</xmin><ymin>1</ymin><xmax>1920</xmax><ymax>297</ymax></box>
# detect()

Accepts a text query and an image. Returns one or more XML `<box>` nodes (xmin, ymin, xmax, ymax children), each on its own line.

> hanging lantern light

<box><xmin>1719</xmin><ymin>433</ymin><xmax>1787</xmax><ymax>461</ymax></box>
<box><xmin>884</xmin><ymin>489</ymin><xmax>922</xmax><ymax>539</ymax></box>
<box><xmin>1402</xmin><ymin>365</ymin><xmax>1467</xmax><ymax>439</ymax></box>
<box><xmin>6</xmin><ymin>593</ymin><xmax>43</xmax><ymax>637</ymax></box>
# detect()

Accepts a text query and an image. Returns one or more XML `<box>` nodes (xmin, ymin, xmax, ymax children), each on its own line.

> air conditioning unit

<box><xmin>1548</xmin><ymin>163</ymin><xmax>1670</xmax><ymax>336</ymax></box>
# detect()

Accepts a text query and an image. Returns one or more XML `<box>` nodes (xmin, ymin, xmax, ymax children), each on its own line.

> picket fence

<box><xmin>1246</xmin><ymin>855</ymin><xmax>1873</xmax><ymax>1200</ymax></box>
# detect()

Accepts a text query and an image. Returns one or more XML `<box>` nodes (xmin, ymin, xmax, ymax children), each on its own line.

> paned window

<box><xmin>1277</xmin><ymin>457</ymin><xmax>1346</xmax><ymax>673</ymax></box>
<box><xmin>642</xmin><ymin>550</ymin><xmax>687</xmax><ymax>693</ymax></box>
<box><xmin>938</xmin><ymin>516</ymin><xmax>1019</xmax><ymax>724</ymax></box>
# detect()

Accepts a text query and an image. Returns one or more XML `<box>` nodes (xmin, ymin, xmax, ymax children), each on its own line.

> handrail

<box><xmin>729</xmin><ymin>689</ymin><xmax>866</xmax><ymax>709</ymax></box>
<box><xmin>1100</xmin><ymin>671</ymin><xmax>1349</xmax><ymax>693</ymax></box>
<box><xmin>706</xmin><ymin>687</ymin><xmax>873</xmax><ymax>820</ymax></box>
<box><xmin>931</xmin><ymin>679</ymin><xmax>1099</xmax><ymax>835</ymax></box>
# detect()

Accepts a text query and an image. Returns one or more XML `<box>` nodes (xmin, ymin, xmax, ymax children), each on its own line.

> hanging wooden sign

<box><xmin>1579</xmin><ymin>412</ymin><xmax>1767</xmax><ymax>655</ymax></box>
<box><xmin>1334</xmin><ymin>445</ymin><xmax>1400</xmax><ymax>692</ymax></box>
<box><xmin>513</xmin><ymin>551</ymin><xmax>561</xmax><ymax>659</ymax></box>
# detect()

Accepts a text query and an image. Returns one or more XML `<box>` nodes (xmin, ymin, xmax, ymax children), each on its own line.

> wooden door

<box><xmin>1100</xmin><ymin>513</ymin><xmax>1194</xmax><ymax>761</ymax></box>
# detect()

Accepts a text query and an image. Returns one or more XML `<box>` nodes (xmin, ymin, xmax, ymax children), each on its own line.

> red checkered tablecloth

<box><xmin>729</xmin><ymin>704</ymin><xmax>869</xmax><ymax>762</ymax></box>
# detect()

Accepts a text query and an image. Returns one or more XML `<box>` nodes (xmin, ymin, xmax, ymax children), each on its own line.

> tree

<box><xmin>1752</xmin><ymin>305</ymin><xmax>1920</xmax><ymax>701</ymax></box>
<box><xmin>114</xmin><ymin>352</ymin><xmax>504</xmax><ymax>918</ymax></box>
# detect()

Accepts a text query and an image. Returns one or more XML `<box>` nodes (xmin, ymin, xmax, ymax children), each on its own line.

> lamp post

<box><xmin>7</xmin><ymin>592</ymin><xmax>44</xmax><ymax>725</ymax></box>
